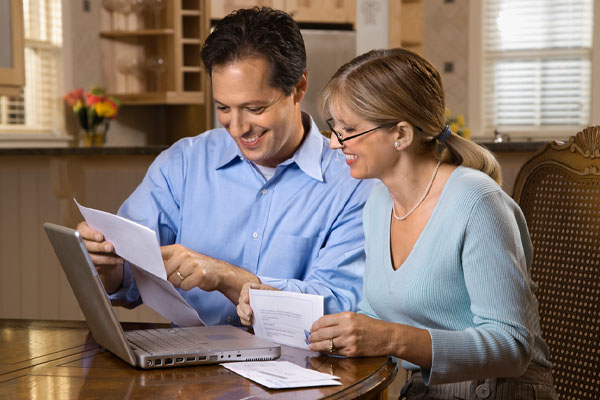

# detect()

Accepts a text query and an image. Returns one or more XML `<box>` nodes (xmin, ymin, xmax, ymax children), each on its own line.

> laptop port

<box><xmin>210</xmin><ymin>355</ymin><xmax>218</xmax><ymax>361</ymax></box>
<box><xmin>155</xmin><ymin>359</ymin><xmax>162</xmax><ymax>366</ymax></box>
<box><xmin>175</xmin><ymin>357</ymin><xmax>184</xmax><ymax>363</ymax></box>
<box><xmin>198</xmin><ymin>356</ymin><xmax>207</xmax><ymax>361</ymax></box>
<box><xmin>186</xmin><ymin>357</ymin><xmax>195</xmax><ymax>362</ymax></box>
<box><xmin>165</xmin><ymin>358</ymin><xmax>173</xmax><ymax>365</ymax></box>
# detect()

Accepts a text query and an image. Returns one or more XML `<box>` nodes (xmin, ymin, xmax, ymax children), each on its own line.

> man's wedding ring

<box><xmin>328</xmin><ymin>338</ymin><xmax>335</xmax><ymax>353</ymax></box>
<box><xmin>176</xmin><ymin>271</ymin><xmax>186</xmax><ymax>281</ymax></box>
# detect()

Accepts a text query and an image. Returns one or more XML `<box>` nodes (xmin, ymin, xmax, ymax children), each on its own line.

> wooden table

<box><xmin>0</xmin><ymin>320</ymin><xmax>397</xmax><ymax>399</ymax></box>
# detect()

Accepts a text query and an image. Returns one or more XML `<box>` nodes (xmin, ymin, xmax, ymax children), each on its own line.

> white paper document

<box><xmin>75</xmin><ymin>199</ymin><xmax>204</xmax><ymax>327</ymax></box>
<box><xmin>221</xmin><ymin>361</ymin><xmax>341</xmax><ymax>389</ymax></box>
<box><xmin>249</xmin><ymin>289</ymin><xmax>323</xmax><ymax>350</ymax></box>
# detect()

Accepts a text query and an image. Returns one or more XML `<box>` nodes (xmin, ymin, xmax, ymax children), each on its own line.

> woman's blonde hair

<box><xmin>318</xmin><ymin>48</ymin><xmax>501</xmax><ymax>184</ymax></box>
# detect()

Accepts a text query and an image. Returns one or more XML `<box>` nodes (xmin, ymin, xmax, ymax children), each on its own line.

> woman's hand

<box><xmin>236</xmin><ymin>282</ymin><xmax>279</xmax><ymax>326</ymax></box>
<box><xmin>308</xmin><ymin>312</ymin><xmax>394</xmax><ymax>357</ymax></box>
<box><xmin>309</xmin><ymin>312</ymin><xmax>433</xmax><ymax>367</ymax></box>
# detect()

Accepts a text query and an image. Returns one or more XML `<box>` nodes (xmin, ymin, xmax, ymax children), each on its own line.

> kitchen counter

<box><xmin>0</xmin><ymin>141</ymin><xmax>548</xmax><ymax>156</ymax></box>
<box><xmin>478</xmin><ymin>141</ymin><xmax>547</xmax><ymax>153</ymax></box>
<box><xmin>0</xmin><ymin>146</ymin><xmax>168</xmax><ymax>156</ymax></box>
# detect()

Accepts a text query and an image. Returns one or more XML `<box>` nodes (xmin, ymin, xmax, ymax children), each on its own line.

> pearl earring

<box><xmin>394</xmin><ymin>140</ymin><xmax>401</xmax><ymax>149</ymax></box>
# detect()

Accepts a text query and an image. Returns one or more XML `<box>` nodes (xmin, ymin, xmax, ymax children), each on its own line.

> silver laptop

<box><xmin>43</xmin><ymin>222</ymin><xmax>280</xmax><ymax>369</ymax></box>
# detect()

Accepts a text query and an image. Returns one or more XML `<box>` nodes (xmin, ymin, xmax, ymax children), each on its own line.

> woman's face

<box><xmin>328</xmin><ymin>103</ymin><xmax>399</xmax><ymax>181</ymax></box>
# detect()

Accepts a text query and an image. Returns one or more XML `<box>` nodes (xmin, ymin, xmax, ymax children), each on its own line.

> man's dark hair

<box><xmin>200</xmin><ymin>7</ymin><xmax>306</xmax><ymax>96</ymax></box>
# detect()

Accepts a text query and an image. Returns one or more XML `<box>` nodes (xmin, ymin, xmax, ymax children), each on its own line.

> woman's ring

<box><xmin>328</xmin><ymin>338</ymin><xmax>335</xmax><ymax>353</ymax></box>
<box><xmin>176</xmin><ymin>271</ymin><xmax>186</xmax><ymax>281</ymax></box>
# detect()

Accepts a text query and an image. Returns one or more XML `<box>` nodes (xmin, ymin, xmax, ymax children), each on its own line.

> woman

<box><xmin>237</xmin><ymin>48</ymin><xmax>556</xmax><ymax>399</ymax></box>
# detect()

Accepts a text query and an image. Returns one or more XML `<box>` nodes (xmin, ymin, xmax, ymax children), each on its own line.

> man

<box><xmin>78</xmin><ymin>7</ymin><xmax>373</xmax><ymax>326</ymax></box>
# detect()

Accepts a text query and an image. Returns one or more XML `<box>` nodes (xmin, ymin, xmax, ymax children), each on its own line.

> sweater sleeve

<box><xmin>423</xmin><ymin>190</ymin><xmax>536</xmax><ymax>385</ymax></box>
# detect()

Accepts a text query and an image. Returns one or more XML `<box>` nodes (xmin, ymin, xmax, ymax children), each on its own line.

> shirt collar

<box><xmin>216</xmin><ymin>112</ymin><xmax>324</xmax><ymax>182</ymax></box>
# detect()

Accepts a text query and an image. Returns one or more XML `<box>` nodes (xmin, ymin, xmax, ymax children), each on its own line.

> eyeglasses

<box><xmin>326</xmin><ymin>118</ymin><xmax>385</xmax><ymax>145</ymax></box>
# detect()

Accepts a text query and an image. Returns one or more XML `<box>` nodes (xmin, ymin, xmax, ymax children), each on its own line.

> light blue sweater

<box><xmin>359</xmin><ymin>166</ymin><xmax>552</xmax><ymax>385</ymax></box>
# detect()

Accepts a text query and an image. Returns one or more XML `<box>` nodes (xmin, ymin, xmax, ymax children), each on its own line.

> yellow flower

<box><xmin>73</xmin><ymin>99</ymin><xmax>85</xmax><ymax>112</ymax></box>
<box><xmin>456</xmin><ymin>114</ymin><xmax>465</xmax><ymax>126</ymax></box>
<box><xmin>462</xmin><ymin>127</ymin><xmax>471</xmax><ymax>140</ymax></box>
<box><xmin>94</xmin><ymin>101</ymin><xmax>117</xmax><ymax>118</ymax></box>
<box><xmin>445</xmin><ymin>108</ymin><xmax>452</xmax><ymax>118</ymax></box>
<box><xmin>450</xmin><ymin>122</ymin><xmax>460</xmax><ymax>133</ymax></box>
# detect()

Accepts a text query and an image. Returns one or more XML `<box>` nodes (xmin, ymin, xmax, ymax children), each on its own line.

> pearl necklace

<box><xmin>392</xmin><ymin>159</ymin><xmax>442</xmax><ymax>221</ymax></box>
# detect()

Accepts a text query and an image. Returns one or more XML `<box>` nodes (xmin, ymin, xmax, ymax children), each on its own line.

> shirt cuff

<box><xmin>108</xmin><ymin>262</ymin><xmax>133</xmax><ymax>303</ymax></box>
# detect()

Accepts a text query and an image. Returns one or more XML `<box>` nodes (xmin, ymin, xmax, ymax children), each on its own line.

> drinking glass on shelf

<box><xmin>117</xmin><ymin>56</ymin><xmax>145</xmax><ymax>93</ymax></box>
<box><xmin>101</xmin><ymin>0</ymin><xmax>119</xmax><ymax>30</ymax></box>
<box><xmin>114</xmin><ymin>0</ymin><xmax>145</xmax><ymax>30</ymax></box>
<box><xmin>145</xmin><ymin>0</ymin><xmax>166</xmax><ymax>29</ymax></box>
<box><xmin>146</xmin><ymin>55</ymin><xmax>167</xmax><ymax>92</ymax></box>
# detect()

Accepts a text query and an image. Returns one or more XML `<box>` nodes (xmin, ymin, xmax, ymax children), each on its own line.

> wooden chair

<box><xmin>512</xmin><ymin>126</ymin><xmax>600</xmax><ymax>400</ymax></box>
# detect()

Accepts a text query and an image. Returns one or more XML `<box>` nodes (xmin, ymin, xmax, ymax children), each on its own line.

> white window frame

<box><xmin>468</xmin><ymin>0</ymin><xmax>600</xmax><ymax>141</ymax></box>
<box><xmin>0</xmin><ymin>0</ymin><xmax>70</xmax><ymax>147</ymax></box>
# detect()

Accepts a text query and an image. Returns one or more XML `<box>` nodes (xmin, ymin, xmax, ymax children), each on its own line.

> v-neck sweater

<box><xmin>359</xmin><ymin>166</ymin><xmax>552</xmax><ymax>385</ymax></box>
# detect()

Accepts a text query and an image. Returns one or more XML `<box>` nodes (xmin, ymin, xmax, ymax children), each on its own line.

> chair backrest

<box><xmin>512</xmin><ymin>126</ymin><xmax>600</xmax><ymax>400</ymax></box>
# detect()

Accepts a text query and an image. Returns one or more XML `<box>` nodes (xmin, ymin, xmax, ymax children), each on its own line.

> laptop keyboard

<box><xmin>125</xmin><ymin>328</ymin><xmax>210</xmax><ymax>355</ymax></box>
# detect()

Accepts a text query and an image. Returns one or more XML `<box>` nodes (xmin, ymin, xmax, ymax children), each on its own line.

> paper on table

<box><xmin>75</xmin><ymin>199</ymin><xmax>204</xmax><ymax>327</ymax></box>
<box><xmin>249</xmin><ymin>289</ymin><xmax>323</xmax><ymax>350</ymax></box>
<box><xmin>220</xmin><ymin>361</ymin><xmax>341</xmax><ymax>389</ymax></box>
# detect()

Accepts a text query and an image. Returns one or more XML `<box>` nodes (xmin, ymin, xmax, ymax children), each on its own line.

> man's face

<box><xmin>212</xmin><ymin>57</ymin><xmax>306</xmax><ymax>168</ymax></box>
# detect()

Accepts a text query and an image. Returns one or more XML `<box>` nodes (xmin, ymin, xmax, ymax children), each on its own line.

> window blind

<box><xmin>482</xmin><ymin>0</ymin><xmax>593</xmax><ymax>136</ymax></box>
<box><xmin>0</xmin><ymin>0</ymin><xmax>62</xmax><ymax>130</ymax></box>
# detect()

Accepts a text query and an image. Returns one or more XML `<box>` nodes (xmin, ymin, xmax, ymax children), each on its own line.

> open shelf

<box><xmin>100</xmin><ymin>0</ymin><xmax>210</xmax><ymax>107</ymax></box>
<box><xmin>100</xmin><ymin>29</ymin><xmax>175</xmax><ymax>38</ymax></box>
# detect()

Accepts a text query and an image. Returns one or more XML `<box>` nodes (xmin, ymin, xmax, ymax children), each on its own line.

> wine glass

<box><xmin>144</xmin><ymin>0</ymin><xmax>166</xmax><ymax>29</ymax></box>
<box><xmin>101</xmin><ymin>0</ymin><xmax>119</xmax><ymax>29</ymax></box>
<box><xmin>117</xmin><ymin>56</ymin><xmax>144</xmax><ymax>93</ymax></box>
<box><xmin>146</xmin><ymin>55</ymin><xmax>167</xmax><ymax>92</ymax></box>
<box><xmin>113</xmin><ymin>0</ymin><xmax>145</xmax><ymax>30</ymax></box>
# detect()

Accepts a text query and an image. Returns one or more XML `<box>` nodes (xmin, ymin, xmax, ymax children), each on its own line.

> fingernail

<box><xmin>104</xmin><ymin>244</ymin><xmax>111</xmax><ymax>252</ymax></box>
<box><xmin>95</xmin><ymin>234</ymin><xmax>102</xmax><ymax>241</ymax></box>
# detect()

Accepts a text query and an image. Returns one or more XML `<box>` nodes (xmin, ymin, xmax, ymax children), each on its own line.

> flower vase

<box><xmin>81</xmin><ymin>131</ymin><xmax>105</xmax><ymax>147</ymax></box>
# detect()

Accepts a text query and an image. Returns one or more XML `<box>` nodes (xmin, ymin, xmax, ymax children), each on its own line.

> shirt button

<box><xmin>252</xmin><ymin>232</ymin><xmax>258</xmax><ymax>239</ymax></box>
<box><xmin>475</xmin><ymin>383</ymin><xmax>491</xmax><ymax>398</ymax></box>
<box><xmin>226</xmin><ymin>316</ymin><xmax>232</xmax><ymax>323</ymax></box>
<box><xmin>261</xmin><ymin>188</ymin><xmax>268</xmax><ymax>195</ymax></box>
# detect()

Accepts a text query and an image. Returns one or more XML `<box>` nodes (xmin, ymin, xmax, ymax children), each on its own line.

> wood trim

<box><xmin>388</xmin><ymin>0</ymin><xmax>402</xmax><ymax>48</ymax></box>
<box><xmin>0</xmin><ymin>0</ymin><xmax>25</xmax><ymax>89</ymax></box>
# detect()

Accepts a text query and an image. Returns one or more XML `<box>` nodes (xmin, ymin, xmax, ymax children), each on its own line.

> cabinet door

<box><xmin>286</xmin><ymin>0</ymin><xmax>355</xmax><ymax>25</ymax></box>
<box><xmin>211</xmin><ymin>0</ymin><xmax>286</xmax><ymax>20</ymax></box>
<box><xmin>0</xmin><ymin>0</ymin><xmax>25</xmax><ymax>96</ymax></box>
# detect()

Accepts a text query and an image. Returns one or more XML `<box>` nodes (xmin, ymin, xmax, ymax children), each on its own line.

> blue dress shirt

<box><xmin>111</xmin><ymin>114</ymin><xmax>374</xmax><ymax>326</ymax></box>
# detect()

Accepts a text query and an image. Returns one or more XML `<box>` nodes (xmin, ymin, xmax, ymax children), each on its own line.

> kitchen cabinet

<box><xmin>389</xmin><ymin>0</ymin><xmax>423</xmax><ymax>54</ymax></box>
<box><xmin>0</xmin><ymin>0</ymin><xmax>25</xmax><ymax>96</ymax></box>
<box><xmin>99</xmin><ymin>0</ymin><xmax>210</xmax><ymax>106</ymax></box>
<box><xmin>211</xmin><ymin>0</ymin><xmax>355</xmax><ymax>25</ymax></box>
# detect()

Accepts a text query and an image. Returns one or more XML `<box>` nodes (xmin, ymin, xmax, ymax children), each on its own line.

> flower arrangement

<box><xmin>64</xmin><ymin>86</ymin><xmax>121</xmax><ymax>146</ymax></box>
<box><xmin>445</xmin><ymin>109</ymin><xmax>471</xmax><ymax>140</ymax></box>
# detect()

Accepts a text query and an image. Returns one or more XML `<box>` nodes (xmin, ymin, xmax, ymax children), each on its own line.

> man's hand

<box><xmin>77</xmin><ymin>221</ymin><xmax>124</xmax><ymax>294</ymax></box>
<box><xmin>236</xmin><ymin>282</ymin><xmax>279</xmax><ymax>326</ymax></box>
<box><xmin>161</xmin><ymin>244</ymin><xmax>260</xmax><ymax>305</ymax></box>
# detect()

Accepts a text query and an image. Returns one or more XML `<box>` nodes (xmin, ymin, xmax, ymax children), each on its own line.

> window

<box><xmin>0</xmin><ymin>0</ymin><xmax>62</xmax><ymax>133</ymax></box>
<box><xmin>469</xmin><ymin>0</ymin><xmax>599</xmax><ymax>140</ymax></box>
